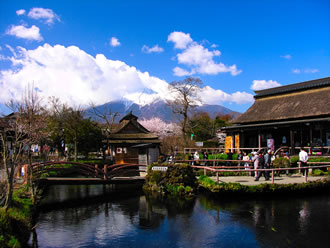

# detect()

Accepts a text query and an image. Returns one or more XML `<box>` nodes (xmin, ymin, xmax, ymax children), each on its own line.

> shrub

<box><xmin>232</xmin><ymin>153</ymin><xmax>238</xmax><ymax>160</ymax></box>
<box><xmin>290</xmin><ymin>156</ymin><xmax>299</xmax><ymax>167</ymax></box>
<box><xmin>272</xmin><ymin>157</ymin><xmax>290</xmax><ymax>168</ymax></box>
<box><xmin>144</xmin><ymin>163</ymin><xmax>198</xmax><ymax>198</ymax></box>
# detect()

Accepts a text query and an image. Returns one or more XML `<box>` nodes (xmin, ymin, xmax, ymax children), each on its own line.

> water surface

<box><xmin>30</xmin><ymin>185</ymin><xmax>330</xmax><ymax>248</ymax></box>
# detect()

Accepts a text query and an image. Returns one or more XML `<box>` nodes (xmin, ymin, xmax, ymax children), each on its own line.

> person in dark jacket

<box><xmin>264</xmin><ymin>150</ymin><xmax>272</xmax><ymax>179</ymax></box>
<box><xmin>255</xmin><ymin>152</ymin><xmax>269</xmax><ymax>181</ymax></box>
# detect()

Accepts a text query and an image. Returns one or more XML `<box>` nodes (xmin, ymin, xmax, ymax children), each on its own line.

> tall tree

<box><xmin>46</xmin><ymin>97</ymin><xmax>70</xmax><ymax>158</ymax></box>
<box><xmin>189</xmin><ymin>112</ymin><xmax>214</xmax><ymax>141</ymax></box>
<box><xmin>167</xmin><ymin>77</ymin><xmax>203</xmax><ymax>145</ymax></box>
<box><xmin>1</xmin><ymin>86</ymin><xmax>47</xmax><ymax>209</ymax></box>
<box><xmin>89</xmin><ymin>103</ymin><xmax>119</xmax><ymax>159</ymax></box>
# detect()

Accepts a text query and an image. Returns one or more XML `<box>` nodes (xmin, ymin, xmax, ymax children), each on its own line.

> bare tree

<box><xmin>89</xmin><ymin>103</ymin><xmax>119</xmax><ymax>159</ymax></box>
<box><xmin>167</xmin><ymin>77</ymin><xmax>203</xmax><ymax>145</ymax></box>
<box><xmin>0</xmin><ymin>85</ymin><xmax>47</xmax><ymax>209</ymax></box>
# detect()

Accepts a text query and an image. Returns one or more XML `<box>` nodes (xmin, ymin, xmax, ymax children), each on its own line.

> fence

<box><xmin>174</xmin><ymin>159</ymin><xmax>330</xmax><ymax>184</ymax></box>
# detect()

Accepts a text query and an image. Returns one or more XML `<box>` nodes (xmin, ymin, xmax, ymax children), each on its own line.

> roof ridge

<box><xmin>255</xmin><ymin>77</ymin><xmax>330</xmax><ymax>98</ymax></box>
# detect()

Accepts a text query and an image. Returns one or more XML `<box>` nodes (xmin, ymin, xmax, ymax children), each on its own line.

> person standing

<box><xmin>299</xmin><ymin>148</ymin><xmax>309</xmax><ymax>176</ymax></box>
<box><xmin>237</xmin><ymin>151</ymin><xmax>243</xmax><ymax>168</ymax></box>
<box><xmin>252</xmin><ymin>152</ymin><xmax>259</xmax><ymax>178</ymax></box>
<box><xmin>243</xmin><ymin>152</ymin><xmax>250</xmax><ymax>175</ymax></box>
<box><xmin>264</xmin><ymin>150</ymin><xmax>272</xmax><ymax>180</ymax></box>
<box><xmin>255</xmin><ymin>152</ymin><xmax>269</xmax><ymax>181</ymax></box>
<box><xmin>203</xmin><ymin>151</ymin><xmax>209</xmax><ymax>166</ymax></box>
<box><xmin>194</xmin><ymin>151</ymin><xmax>200</xmax><ymax>165</ymax></box>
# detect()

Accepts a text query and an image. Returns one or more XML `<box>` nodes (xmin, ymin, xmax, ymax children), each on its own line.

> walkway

<box><xmin>209</xmin><ymin>174</ymin><xmax>326</xmax><ymax>186</ymax></box>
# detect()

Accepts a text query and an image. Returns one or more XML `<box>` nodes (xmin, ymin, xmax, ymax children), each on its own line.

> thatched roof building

<box><xmin>107</xmin><ymin>112</ymin><xmax>160</xmax><ymax>164</ymax></box>
<box><xmin>224</xmin><ymin>77</ymin><xmax>330</xmax><ymax>154</ymax></box>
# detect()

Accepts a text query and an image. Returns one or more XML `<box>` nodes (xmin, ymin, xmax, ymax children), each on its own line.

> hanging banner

<box><xmin>235</xmin><ymin>134</ymin><xmax>240</xmax><ymax>151</ymax></box>
<box><xmin>225</xmin><ymin>136</ymin><xmax>232</xmax><ymax>153</ymax></box>
<box><xmin>267</xmin><ymin>139</ymin><xmax>275</xmax><ymax>151</ymax></box>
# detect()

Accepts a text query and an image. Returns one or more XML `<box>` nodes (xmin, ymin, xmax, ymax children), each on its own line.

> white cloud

<box><xmin>304</xmin><ymin>68</ymin><xmax>319</xmax><ymax>73</ymax></box>
<box><xmin>141</xmin><ymin>44</ymin><xmax>164</xmax><ymax>53</ymax></box>
<box><xmin>292</xmin><ymin>68</ymin><xmax>319</xmax><ymax>74</ymax></box>
<box><xmin>250</xmin><ymin>80</ymin><xmax>281</xmax><ymax>91</ymax></box>
<box><xmin>0</xmin><ymin>44</ymin><xmax>170</xmax><ymax>106</ymax></box>
<box><xmin>0</xmin><ymin>44</ymin><xmax>250</xmax><ymax>108</ymax></box>
<box><xmin>168</xmin><ymin>31</ymin><xmax>242</xmax><ymax>76</ymax></box>
<box><xmin>167</xmin><ymin>31</ymin><xmax>193</xmax><ymax>49</ymax></box>
<box><xmin>281</xmin><ymin>54</ymin><xmax>292</xmax><ymax>60</ymax></box>
<box><xmin>16</xmin><ymin>9</ymin><xmax>26</xmax><ymax>16</ymax></box>
<box><xmin>200</xmin><ymin>86</ymin><xmax>254</xmax><ymax>105</ymax></box>
<box><xmin>6</xmin><ymin>25</ymin><xmax>43</xmax><ymax>41</ymax></box>
<box><xmin>173</xmin><ymin>67</ymin><xmax>194</xmax><ymax>76</ymax></box>
<box><xmin>110</xmin><ymin>37</ymin><xmax>120</xmax><ymax>47</ymax></box>
<box><xmin>211</xmin><ymin>44</ymin><xmax>218</xmax><ymax>48</ymax></box>
<box><xmin>27</xmin><ymin>7</ymin><xmax>60</xmax><ymax>24</ymax></box>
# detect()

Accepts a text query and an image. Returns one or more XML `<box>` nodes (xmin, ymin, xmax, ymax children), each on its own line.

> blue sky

<box><xmin>0</xmin><ymin>0</ymin><xmax>329</xmax><ymax>115</ymax></box>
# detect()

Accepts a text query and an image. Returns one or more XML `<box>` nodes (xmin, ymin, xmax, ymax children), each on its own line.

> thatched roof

<box><xmin>234</xmin><ymin>77</ymin><xmax>330</xmax><ymax>124</ymax></box>
<box><xmin>108</xmin><ymin>111</ymin><xmax>160</xmax><ymax>144</ymax></box>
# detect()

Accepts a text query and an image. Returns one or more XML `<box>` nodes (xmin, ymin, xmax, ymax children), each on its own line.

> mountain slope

<box><xmin>86</xmin><ymin>100</ymin><xmax>240</xmax><ymax>123</ymax></box>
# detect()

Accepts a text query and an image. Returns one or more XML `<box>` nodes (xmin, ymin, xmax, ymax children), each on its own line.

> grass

<box><xmin>0</xmin><ymin>185</ymin><xmax>33</xmax><ymax>248</ymax></box>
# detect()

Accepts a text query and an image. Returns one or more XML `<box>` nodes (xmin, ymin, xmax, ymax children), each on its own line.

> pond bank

<box><xmin>199</xmin><ymin>175</ymin><xmax>330</xmax><ymax>197</ymax></box>
<box><xmin>0</xmin><ymin>185</ymin><xmax>34</xmax><ymax>248</ymax></box>
<box><xmin>209</xmin><ymin>174</ymin><xmax>326</xmax><ymax>186</ymax></box>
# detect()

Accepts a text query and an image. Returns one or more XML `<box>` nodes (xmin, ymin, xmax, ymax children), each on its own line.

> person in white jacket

<box><xmin>299</xmin><ymin>148</ymin><xmax>309</xmax><ymax>176</ymax></box>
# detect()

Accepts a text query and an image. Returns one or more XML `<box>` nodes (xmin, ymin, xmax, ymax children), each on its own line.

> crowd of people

<box><xmin>173</xmin><ymin>148</ymin><xmax>310</xmax><ymax>180</ymax></box>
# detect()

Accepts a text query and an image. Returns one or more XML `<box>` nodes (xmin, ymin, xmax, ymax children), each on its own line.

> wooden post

<box><xmin>298</xmin><ymin>161</ymin><xmax>301</xmax><ymax>174</ymax></box>
<box><xmin>216</xmin><ymin>171</ymin><xmax>219</xmax><ymax>183</ymax></box>
<box><xmin>309</xmin><ymin>126</ymin><xmax>313</xmax><ymax>149</ymax></box>
<box><xmin>24</xmin><ymin>164</ymin><xmax>28</xmax><ymax>184</ymax></box>
<box><xmin>258</xmin><ymin>133</ymin><xmax>261</xmax><ymax>150</ymax></box>
<box><xmin>290</xmin><ymin>129</ymin><xmax>295</xmax><ymax>155</ymax></box>
<box><xmin>95</xmin><ymin>164</ymin><xmax>98</xmax><ymax>177</ymax></box>
<box><xmin>305</xmin><ymin>170</ymin><xmax>308</xmax><ymax>183</ymax></box>
<box><xmin>272</xmin><ymin>170</ymin><xmax>274</xmax><ymax>184</ymax></box>
<box><xmin>204</xmin><ymin>167</ymin><xmax>206</xmax><ymax>176</ymax></box>
<box><xmin>104</xmin><ymin>164</ymin><xmax>107</xmax><ymax>180</ymax></box>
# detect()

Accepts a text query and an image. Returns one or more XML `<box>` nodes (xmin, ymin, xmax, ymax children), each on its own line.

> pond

<box><xmin>29</xmin><ymin>185</ymin><xmax>330</xmax><ymax>247</ymax></box>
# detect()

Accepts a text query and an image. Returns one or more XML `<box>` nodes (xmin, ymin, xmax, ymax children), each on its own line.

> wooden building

<box><xmin>107</xmin><ymin>112</ymin><xmax>161</xmax><ymax>165</ymax></box>
<box><xmin>224</xmin><ymin>77</ymin><xmax>330</xmax><ymax>154</ymax></box>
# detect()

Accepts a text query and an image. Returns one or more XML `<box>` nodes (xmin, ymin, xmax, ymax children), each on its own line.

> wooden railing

<box><xmin>22</xmin><ymin>161</ymin><xmax>147</xmax><ymax>182</ymax></box>
<box><xmin>174</xmin><ymin>159</ymin><xmax>330</xmax><ymax>184</ymax></box>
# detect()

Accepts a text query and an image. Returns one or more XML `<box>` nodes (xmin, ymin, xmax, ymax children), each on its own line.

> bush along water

<box><xmin>198</xmin><ymin>175</ymin><xmax>330</xmax><ymax>197</ymax></box>
<box><xmin>143</xmin><ymin>163</ymin><xmax>198</xmax><ymax>198</ymax></box>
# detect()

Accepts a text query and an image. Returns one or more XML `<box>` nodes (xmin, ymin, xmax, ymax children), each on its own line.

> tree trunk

<box><xmin>4</xmin><ymin>179</ymin><xmax>13</xmax><ymax>210</ymax></box>
<box><xmin>4</xmin><ymin>161</ymin><xmax>14</xmax><ymax>210</ymax></box>
<box><xmin>74</xmin><ymin>138</ymin><xmax>77</xmax><ymax>161</ymax></box>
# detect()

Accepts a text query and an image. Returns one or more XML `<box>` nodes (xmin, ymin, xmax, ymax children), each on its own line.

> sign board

<box><xmin>152</xmin><ymin>166</ymin><xmax>168</xmax><ymax>171</ymax></box>
<box><xmin>138</xmin><ymin>154</ymin><xmax>148</xmax><ymax>165</ymax></box>
<box><xmin>195</xmin><ymin>142</ymin><xmax>203</xmax><ymax>147</ymax></box>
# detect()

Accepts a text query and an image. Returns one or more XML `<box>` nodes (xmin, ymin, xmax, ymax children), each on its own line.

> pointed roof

<box><xmin>119</xmin><ymin>111</ymin><xmax>138</xmax><ymax>123</ymax></box>
<box><xmin>108</xmin><ymin>112</ymin><xmax>160</xmax><ymax>144</ymax></box>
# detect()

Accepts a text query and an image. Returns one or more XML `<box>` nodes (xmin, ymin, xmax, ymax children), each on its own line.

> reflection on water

<box><xmin>30</xmin><ymin>185</ymin><xmax>330</xmax><ymax>248</ymax></box>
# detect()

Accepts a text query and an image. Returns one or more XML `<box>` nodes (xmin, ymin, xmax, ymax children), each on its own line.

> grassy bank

<box><xmin>0</xmin><ymin>186</ymin><xmax>34</xmax><ymax>248</ymax></box>
<box><xmin>198</xmin><ymin>175</ymin><xmax>330</xmax><ymax>197</ymax></box>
